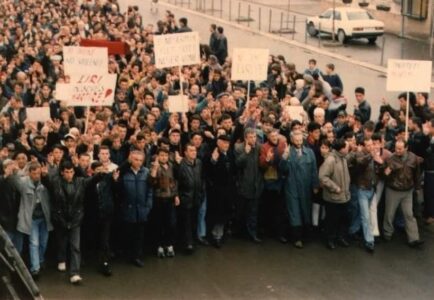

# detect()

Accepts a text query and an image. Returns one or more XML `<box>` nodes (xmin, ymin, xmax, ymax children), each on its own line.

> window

<box><xmin>334</xmin><ymin>11</ymin><xmax>342</xmax><ymax>21</ymax></box>
<box><xmin>402</xmin><ymin>0</ymin><xmax>428</xmax><ymax>20</ymax></box>
<box><xmin>346</xmin><ymin>11</ymin><xmax>374</xmax><ymax>21</ymax></box>
<box><xmin>320</xmin><ymin>10</ymin><xmax>333</xmax><ymax>19</ymax></box>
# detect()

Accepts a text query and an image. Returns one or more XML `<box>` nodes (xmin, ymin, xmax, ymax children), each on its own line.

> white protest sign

<box><xmin>153</xmin><ymin>32</ymin><xmax>200</xmax><ymax>68</ymax></box>
<box><xmin>386</xmin><ymin>59</ymin><xmax>432</xmax><ymax>92</ymax></box>
<box><xmin>168</xmin><ymin>95</ymin><xmax>189</xmax><ymax>113</ymax></box>
<box><xmin>55</xmin><ymin>74</ymin><xmax>117</xmax><ymax>106</ymax></box>
<box><xmin>63</xmin><ymin>46</ymin><xmax>108</xmax><ymax>75</ymax></box>
<box><xmin>285</xmin><ymin>106</ymin><xmax>305</xmax><ymax>122</ymax></box>
<box><xmin>26</xmin><ymin>107</ymin><xmax>51</xmax><ymax>122</ymax></box>
<box><xmin>231</xmin><ymin>48</ymin><xmax>269</xmax><ymax>81</ymax></box>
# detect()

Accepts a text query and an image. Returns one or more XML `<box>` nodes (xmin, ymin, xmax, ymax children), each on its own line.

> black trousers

<box><xmin>124</xmin><ymin>222</ymin><xmax>145</xmax><ymax>259</ymax></box>
<box><xmin>56</xmin><ymin>226</ymin><xmax>81</xmax><ymax>276</ymax></box>
<box><xmin>98</xmin><ymin>218</ymin><xmax>112</xmax><ymax>264</ymax></box>
<box><xmin>153</xmin><ymin>199</ymin><xmax>176</xmax><ymax>247</ymax></box>
<box><xmin>236</xmin><ymin>195</ymin><xmax>259</xmax><ymax>238</ymax></box>
<box><xmin>178</xmin><ymin>206</ymin><xmax>198</xmax><ymax>246</ymax></box>
<box><xmin>324</xmin><ymin>202</ymin><xmax>349</xmax><ymax>241</ymax></box>
<box><xmin>260</xmin><ymin>189</ymin><xmax>288</xmax><ymax>238</ymax></box>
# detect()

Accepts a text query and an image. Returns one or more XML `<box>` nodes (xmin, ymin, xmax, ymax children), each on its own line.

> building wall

<box><xmin>363</xmin><ymin>0</ymin><xmax>433</xmax><ymax>40</ymax></box>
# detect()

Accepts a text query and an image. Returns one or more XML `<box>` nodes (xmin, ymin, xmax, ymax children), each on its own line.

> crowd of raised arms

<box><xmin>0</xmin><ymin>0</ymin><xmax>433</xmax><ymax>286</ymax></box>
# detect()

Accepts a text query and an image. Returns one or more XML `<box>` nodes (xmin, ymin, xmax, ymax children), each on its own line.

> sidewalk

<box><xmin>161</xmin><ymin>0</ymin><xmax>433</xmax><ymax>79</ymax></box>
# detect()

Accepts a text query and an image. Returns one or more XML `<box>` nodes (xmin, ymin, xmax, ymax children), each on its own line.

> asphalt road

<box><xmin>38</xmin><ymin>229</ymin><xmax>434</xmax><ymax>299</ymax></box>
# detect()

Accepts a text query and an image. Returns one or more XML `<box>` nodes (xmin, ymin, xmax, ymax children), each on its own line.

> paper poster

<box><xmin>26</xmin><ymin>107</ymin><xmax>51</xmax><ymax>122</ymax></box>
<box><xmin>231</xmin><ymin>48</ymin><xmax>269</xmax><ymax>81</ymax></box>
<box><xmin>55</xmin><ymin>74</ymin><xmax>117</xmax><ymax>106</ymax></box>
<box><xmin>63</xmin><ymin>46</ymin><xmax>108</xmax><ymax>75</ymax></box>
<box><xmin>168</xmin><ymin>95</ymin><xmax>189</xmax><ymax>113</ymax></box>
<box><xmin>153</xmin><ymin>32</ymin><xmax>200</xmax><ymax>68</ymax></box>
<box><xmin>386</xmin><ymin>59</ymin><xmax>432</xmax><ymax>92</ymax></box>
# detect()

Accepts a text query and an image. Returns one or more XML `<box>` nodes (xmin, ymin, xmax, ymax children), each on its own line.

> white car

<box><xmin>306</xmin><ymin>7</ymin><xmax>384</xmax><ymax>44</ymax></box>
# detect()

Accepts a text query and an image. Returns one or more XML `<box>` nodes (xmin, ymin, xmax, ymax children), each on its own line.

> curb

<box><xmin>160</xmin><ymin>1</ymin><xmax>434</xmax><ymax>89</ymax></box>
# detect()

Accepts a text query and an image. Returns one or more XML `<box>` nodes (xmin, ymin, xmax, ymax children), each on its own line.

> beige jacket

<box><xmin>319</xmin><ymin>150</ymin><xmax>351</xmax><ymax>203</ymax></box>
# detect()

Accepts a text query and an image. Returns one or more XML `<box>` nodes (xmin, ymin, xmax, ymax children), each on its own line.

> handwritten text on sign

<box><xmin>231</xmin><ymin>48</ymin><xmax>270</xmax><ymax>81</ymax></box>
<box><xmin>56</xmin><ymin>74</ymin><xmax>117</xmax><ymax>106</ymax></box>
<box><xmin>63</xmin><ymin>46</ymin><xmax>108</xmax><ymax>75</ymax></box>
<box><xmin>386</xmin><ymin>59</ymin><xmax>432</xmax><ymax>92</ymax></box>
<box><xmin>153</xmin><ymin>32</ymin><xmax>200</xmax><ymax>68</ymax></box>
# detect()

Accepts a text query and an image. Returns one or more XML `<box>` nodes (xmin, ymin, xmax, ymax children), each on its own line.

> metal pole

<box><xmin>229</xmin><ymin>0</ymin><xmax>232</xmax><ymax>21</ymax></box>
<box><xmin>286</xmin><ymin>13</ymin><xmax>289</xmax><ymax>30</ymax></box>
<box><xmin>220</xmin><ymin>0</ymin><xmax>223</xmax><ymax>18</ymax></box>
<box><xmin>380</xmin><ymin>36</ymin><xmax>386</xmax><ymax>66</ymax></box>
<box><xmin>238</xmin><ymin>2</ymin><xmax>241</xmax><ymax>24</ymax></box>
<box><xmin>188</xmin><ymin>0</ymin><xmax>191</xmax><ymax>9</ymax></box>
<box><xmin>268</xmin><ymin>9</ymin><xmax>272</xmax><ymax>33</ymax></box>
<box><xmin>211</xmin><ymin>0</ymin><xmax>215</xmax><ymax>13</ymax></box>
<box><xmin>280</xmin><ymin>12</ymin><xmax>283</xmax><ymax>36</ymax></box>
<box><xmin>259</xmin><ymin>7</ymin><xmax>262</xmax><ymax>31</ymax></box>
<box><xmin>287</xmin><ymin>0</ymin><xmax>291</xmax><ymax>12</ymax></box>
<box><xmin>318</xmin><ymin>22</ymin><xmax>321</xmax><ymax>47</ymax></box>
<box><xmin>247</xmin><ymin>80</ymin><xmax>251</xmax><ymax>106</ymax></box>
<box><xmin>292</xmin><ymin>15</ymin><xmax>296</xmax><ymax>40</ymax></box>
<box><xmin>332</xmin><ymin>0</ymin><xmax>336</xmax><ymax>41</ymax></box>
<box><xmin>305</xmin><ymin>20</ymin><xmax>308</xmax><ymax>43</ymax></box>
<box><xmin>400</xmin><ymin>10</ymin><xmax>405</xmax><ymax>38</ymax></box>
<box><xmin>405</xmin><ymin>91</ymin><xmax>410</xmax><ymax>141</ymax></box>
<box><xmin>248</xmin><ymin>5</ymin><xmax>251</xmax><ymax>27</ymax></box>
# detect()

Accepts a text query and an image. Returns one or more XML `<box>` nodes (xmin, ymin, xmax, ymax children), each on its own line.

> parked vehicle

<box><xmin>306</xmin><ymin>7</ymin><xmax>384</xmax><ymax>44</ymax></box>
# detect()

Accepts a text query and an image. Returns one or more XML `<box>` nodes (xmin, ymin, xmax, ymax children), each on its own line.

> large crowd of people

<box><xmin>0</xmin><ymin>0</ymin><xmax>433</xmax><ymax>286</ymax></box>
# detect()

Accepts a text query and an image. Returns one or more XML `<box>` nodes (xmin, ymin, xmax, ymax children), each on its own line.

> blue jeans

<box><xmin>348</xmin><ymin>184</ymin><xmax>361</xmax><ymax>235</ymax></box>
<box><xmin>197</xmin><ymin>195</ymin><xmax>207</xmax><ymax>238</ymax></box>
<box><xmin>6</xmin><ymin>230</ymin><xmax>23</xmax><ymax>254</ymax></box>
<box><xmin>29</xmin><ymin>218</ymin><xmax>49</xmax><ymax>272</ymax></box>
<box><xmin>357</xmin><ymin>188</ymin><xmax>375</xmax><ymax>244</ymax></box>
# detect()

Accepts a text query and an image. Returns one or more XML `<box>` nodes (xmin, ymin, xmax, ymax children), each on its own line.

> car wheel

<box><xmin>307</xmin><ymin>22</ymin><xmax>318</xmax><ymax>37</ymax></box>
<box><xmin>337</xmin><ymin>30</ymin><xmax>347</xmax><ymax>44</ymax></box>
<box><xmin>368</xmin><ymin>37</ymin><xmax>377</xmax><ymax>44</ymax></box>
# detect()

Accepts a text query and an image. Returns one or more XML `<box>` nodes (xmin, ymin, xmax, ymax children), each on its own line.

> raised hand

<box><xmin>211</xmin><ymin>147</ymin><xmax>220</xmax><ymax>162</ymax></box>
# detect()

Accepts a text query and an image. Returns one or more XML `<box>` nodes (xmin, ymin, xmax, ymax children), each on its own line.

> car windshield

<box><xmin>346</xmin><ymin>11</ymin><xmax>373</xmax><ymax>20</ymax></box>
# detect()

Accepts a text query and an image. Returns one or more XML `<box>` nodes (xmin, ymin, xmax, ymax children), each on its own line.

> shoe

<box><xmin>348</xmin><ymin>232</ymin><xmax>361</xmax><ymax>241</ymax></box>
<box><xmin>57</xmin><ymin>262</ymin><xmax>66</xmax><ymax>272</ymax></box>
<box><xmin>337</xmin><ymin>238</ymin><xmax>350</xmax><ymax>248</ymax></box>
<box><xmin>250</xmin><ymin>235</ymin><xmax>263</xmax><ymax>244</ymax></box>
<box><xmin>327</xmin><ymin>240</ymin><xmax>336</xmax><ymax>250</ymax></box>
<box><xmin>212</xmin><ymin>239</ymin><xmax>222</xmax><ymax>249</ymax></box>
<box><xmin>408</xmin><ymin>240</ymin><xmax>425</xmax><ymax>248</ymax></box>
<box><xmin>184</xmin><ymin>244</ymin><xmax>194</xmax><ymax>254</ymax></box>
<box><xmin>157</xmin><ymin>246</ymin><xmax>165</xmax><ymax>258</ymax></box>
<box><xmin>70</xmin><ymin>275</ymin><xmax>82</xmax><ymax>285</ymax></box>
<box><xmin>278</xmin><ymin>236</ymin><xmax>288</xmax><ymax>244</ymax></box>
<box><xmin>293</xmin><ymin>240</ymin><xmax>303</xmax><ymax>249</ymax></box>
<box><xmin>425</xmin><ymin>217</ymin><xmax>434</xmax><ymax>225</ymax></box>
<box><xmin>132</xmin><ymin>258</ymin><xmax>144</xmax><ymax>268</ymax></box>
<box><xmin>197</xmin><ymin>237</ymin><xmax>210</xmax><ymax>246</ymax></box>
<box><xmin>40</xmin><ymin>262</ymin><xmax>46</xmax><ymax>271</ymax></box>
<box><xmin>364</xmin><ymin>243</ymin><xmax>375</xmax><ymax>253</ymax></box>
<box><xmin>31</xmin><ymin>270</ymin><xmax>40</xmax><ymax>281</ymax></box>
<box><xmin>382</xmin><ymin>235</ymin><xmax>392</xmax><ymax>242</ymax></box>
<box><xmin>100</xmin><ymin>262</ymin><xmax>112</xmax><ymax>277</ymax></box>
<box><xmin>166</xmin><ymin>246</ymin><xmax>175</xmax><ymax>257</ymax></box>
